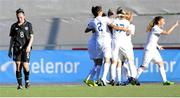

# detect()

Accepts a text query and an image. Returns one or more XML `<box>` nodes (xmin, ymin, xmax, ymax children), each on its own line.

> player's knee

<box><xmin>104</xmin><ymin>57</ymin><xmax>110</xmax><ymax>63</ymax></box>
<box><xmin>16</xmin><ymin>62</ymin><xmax>21</xmax><ymax>71</ymax></box>
<box><xmin>95</xmin><ymin>59</ymin><xmax>103</xmax><ymax>65</ymax></box>
<box><xmin>157</xmin><ymin>62</ymin><xmax>164</xmax><ymax>68</ymax></box>
<box><xmin>23</xmin><ymin>62</ymin><xmax>29</xmax><ymax>71</ymax></box>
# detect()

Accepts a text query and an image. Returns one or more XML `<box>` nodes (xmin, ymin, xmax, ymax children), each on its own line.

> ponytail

<box><xmin>146</xmin><ymin>16</ymin><xmax>164</xmax><ymax>32</ymax></box>
<box><xmin>146</xmin><ymin>19</ymin><xmax>155</xmax><ymax>32</ymax></box>
<box><xmin>91</xmin><ymin>6</ymin><xmax>102</xmax><ymax>18</ymax></box>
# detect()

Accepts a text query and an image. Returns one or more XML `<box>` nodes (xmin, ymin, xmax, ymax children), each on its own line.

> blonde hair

<box><xmin>125</xmin><ymin>10</ymin><xmax>133</xmax><ymax>22</ymax></box>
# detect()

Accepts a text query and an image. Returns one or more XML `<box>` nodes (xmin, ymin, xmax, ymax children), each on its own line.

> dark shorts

<box><xmin>13</xmin><ymin>48</ymin><xmax>31</xmax><ymax>63</ymax></box>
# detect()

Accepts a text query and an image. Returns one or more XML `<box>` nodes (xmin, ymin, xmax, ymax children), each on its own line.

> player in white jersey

<box><xmin>84</xmin><ymin>19</ymin><xmax>102</xmax><ymax>87</ymax></box>
<box><xmin>121</xmin><ymin>11</ymin><xmax>139</xmax><ymax>86</ymax></box>
<box><xmin>111</xmin><ymin>8</ymin><xmax>139</xmax><ymax>85</ymax></box>
<box><xmin>118</xmin><ymin>10</ymin><xmax>136</xmax><ymax>86</ymax></box>
<box><xmin>136</xmin><ymin>16</ymin><xmax>179</xmax><ymax>85</ymax></box>
<box><xmin>106</xmin><ymin>9</ymin><xmax>116</xmax><ymax>83</ymax></box>
<box><xmin>84</xmin><ymin>13</ymin><xmax>109</xmax><ymax>86</ymax></box>
<box><xmin>90</xmin><ymin>6</ymin><xmax>128</xmax><ymax>86</ymax></box>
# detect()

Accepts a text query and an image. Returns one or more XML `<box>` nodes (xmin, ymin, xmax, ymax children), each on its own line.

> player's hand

<box><xmin>157</xmin><ymin>45</ymin><xmax>164</xmax><ymax>50</ymax></box>
<box><xmin>26</xmin><ymin>46</ymin><xmax>31</xmax><ymax>53</ymax></box>
<box><xmin>8</xmin><ymin>50</ymin><xmax>12</xmax><ymax>58</ymax></box>
<box><xmin>124</xmin><ymin>28</ymin><xmax>129</xmax><ymax>33</ymax></box>
<box><xmin>174</xmin><ymin>20</ymin><xmax>179</xmax><ymax>27</ymax></box>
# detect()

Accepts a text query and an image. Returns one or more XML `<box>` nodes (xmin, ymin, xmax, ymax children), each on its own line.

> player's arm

<box><xmin>161</xmin><ymin>21</ymin><xmax>179</xmax><ymax>35</ymax></box>
<box><xmin>85</xmin><ymin>28</ymin><xmax>94</xmax><ymax>33</ymax></box>
<box><xmin>157</xmin><ymin>43</ymin><xmax>164</xmax><ymax>50</ymax></box>
<box><xmin>85</xmin><ymin>22</ymin><xmax>95</xmax><ymax>33</ymax></box>
<box><xmin>109</xmin><ymin>23</ymin><xmax>128</xmax><ymax>32</ymax></box>
<box><xmin>26</xmin><ymin>34</ymin><xmax>34</xmax><ymax>53</ymax></box>
<box><xmin>8</xmin><ymin>37</ymin><xmax>14</xmax><ymax>58</ymax></box>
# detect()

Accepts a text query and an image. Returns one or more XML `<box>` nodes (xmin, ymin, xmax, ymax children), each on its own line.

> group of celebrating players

<box><xmin>84</xmin><ymin>6</ymin><xmax>179</xmax><ymax>87</ymax></box>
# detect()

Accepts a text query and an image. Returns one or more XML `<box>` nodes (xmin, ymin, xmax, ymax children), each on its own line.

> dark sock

<box><xmin>24</xmin><ymin>70</ymin><xmax>29</xmax><ymax>82</ymax></box>
<box><xmin>16</xmin><ymin>71</ymin><xmax>22</xmax><ymax>86</ymax></box>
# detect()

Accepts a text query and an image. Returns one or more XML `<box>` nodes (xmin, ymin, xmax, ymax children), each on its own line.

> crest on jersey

<box><xmin>15</xmin><ymin>28</ymin><xmax>18</xmax><ymax>30</ymax></box>
<box><xmin>25</xmin><ymin>27</ymin><xmax>29</xmax><ymax>30</ymax></box>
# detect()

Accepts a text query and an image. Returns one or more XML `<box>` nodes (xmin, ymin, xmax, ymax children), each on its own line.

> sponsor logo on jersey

<box><xmin>25</xmin><ymin>27</ymin><xmax>29</xmax><ymax>30</ymax></box>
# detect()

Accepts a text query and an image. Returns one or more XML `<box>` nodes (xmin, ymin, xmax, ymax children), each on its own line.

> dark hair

<box><xmin>16</xmin><ymin>8</ymin><xmax>25</xmax><ymax>15</ymax></box>
<box><xmin>153</xmin><ymin>16</ymin><xmax>164</xmax><ymax>25</ymax></box>
<box><xmin>146</xmin><ymin>16</ymin><xmax>164</xmax><ymax>32</ymax></box>
<box><xmin>102</xmin><ymin>13</ymin><xmax>107</xmax><ymax>17</ymax></box>
<box><xmin>91</xmin><ymin>6</ymin><xmax>102</xmax><ymax>17</ymax></box>
<box><xmin>108</xmin><ymin>9</ymin><xmax>114</xmax><ymax>17</ymax></box>
<box><xmin>116</xmin><ymin>7</ymin><xmax>125</xmax><ymax>15</ymax></box>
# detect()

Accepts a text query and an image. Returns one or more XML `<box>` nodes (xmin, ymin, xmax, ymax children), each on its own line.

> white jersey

<box><xmin>87</xmin><ymin>19</ymin><xmax>97</xmax><ymax>46</ymax></box>
<box><xmin>87</xmin><ymin>19</ymin><xmax>97</xmax><ymax>59</ymax></box>
<box><xmin>112</xmin><ymin>18</ymin><xmax>130</xmax><ymax>48</ymax></box>
<box><xmin>145</xmin><ymin>25</ymin><xmax>163</xmax><ymax>51</ymax></box>
<box><xmin>87</xmin><ymin>16</ymin><xmax>112</xmax><ymax>58</ymax></box>
<box><xmin>93</xmin><ymin>16</ymin><xmax>112</xmax><ymax>42</ymax></box>
<box><xmin>126</xmin><ymin>24</ymin><xmax>135</xmax><ymax>48</ymax></box>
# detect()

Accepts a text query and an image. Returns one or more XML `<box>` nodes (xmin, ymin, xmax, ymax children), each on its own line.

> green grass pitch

<box><xmin>0</xmin><ymin>83</ymin><xmax>180</xmax><ymax>97</ymax></box>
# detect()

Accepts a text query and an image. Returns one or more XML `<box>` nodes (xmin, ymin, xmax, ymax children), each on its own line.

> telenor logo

<box><xmin>0</xmin><ymin>61</ymin><xmax>16</xmax><ymax>73</ymax></box>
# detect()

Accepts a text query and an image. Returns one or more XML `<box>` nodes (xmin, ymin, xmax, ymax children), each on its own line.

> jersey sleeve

<box><xmin>28</xmin><ymin>22</ymin><xmax>34</xmax><ymax>35</ymax></box>
<box><xmin>106</xmin><ymin>17</ymin><xmax>112</xmax><ymax>25</ymax></box>
<box><xmin>128</xmin><ymin>24</ymin><xmax>135</xmax><ymax>35</ymax></box>
<box><xmin>87</xmin><ymin>21</ymin><xmax>94</xmax><ymax>29</ymax></box>
<box><xmin>152</xmin><ymin>25</ymin><xmax>163</xmax><ymax>34</ymax></box>
<box><xmin>9</xmin><ymin>24</ymin><xmax>15</xmax><ymax>37</ymax></box>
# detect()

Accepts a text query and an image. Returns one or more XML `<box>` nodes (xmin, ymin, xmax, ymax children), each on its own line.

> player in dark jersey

<box><xmin>8</xmin><ymin>8</ymin><xmax>34</xmax><ymax>90</ymax></box>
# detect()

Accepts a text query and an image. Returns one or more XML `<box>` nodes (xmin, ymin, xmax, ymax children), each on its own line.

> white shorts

<box><xmin>96</xmin><ymin>39</ymin><xmax>112</xmax><ymax>59</ymax></box>
<box><xmin>112</xmin><ymin>39</ymin><xmax>134</xmax><ymax>61</ymax></box>
<box><xmin>142</xmin><ymin>49</ymin><xmax>163</xmax><ymax>68</ymax></box>
<box><xmin>118</xmin><ymin>52</ymin><xmax>127</xmax><ymax>62</ymax></box>
<box><xmin>88</xmin><ymin>38</ymin><xmax>97</xmax><ymax>59</ymax></box>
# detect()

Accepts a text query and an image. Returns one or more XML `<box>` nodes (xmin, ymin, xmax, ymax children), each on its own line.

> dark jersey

<box><xmin>9</xmin><ymin>20</ymin><xmax>33</xmax><ymax>49</ymax></box>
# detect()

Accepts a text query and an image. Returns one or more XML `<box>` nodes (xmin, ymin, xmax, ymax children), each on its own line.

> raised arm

<box><xmin>161</xmin><ymin>21</ymin><xmax>179</xmax><ymax>35</ymax></box>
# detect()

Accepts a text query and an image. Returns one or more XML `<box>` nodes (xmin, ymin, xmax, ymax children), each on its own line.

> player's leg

<box><xmin>95</xmin><ymin>59</ymin><xmax>102</xmax><ymax>81</ymax></box>
<box><xmin>110</xmin><ymin>59</ymin><xmax>117</xmax><ymax>85</ymax></box>
<box><xmin>13</xmin><ymin>50</ymin><xmax>23</xmax><ymax>90</ymax></box>
<box><xmin>157</xmin><ymin>62</ymin><xmax>174</xmax><ymax>85</ymax></box>
<box><xmin>16</xmin><ymin>61</ymin><xmax>23</xmax><ymax>90</ymax></box>
<box><xmin>94</xmin><ymin>59</ymin><xmax>103</xmax><ymax>86</ymax></box>
<box><xmin>22</xmin><ymin>51</ymin><xmax>31</xmax><ymax>89</ymax></box>
<box><xmin>121</xmin><ymin>61</ymin><xmax>131</xmax><ymax>86</ymax></box>
<box><xmin>100</xmin><ymin>45</ymin><xmax>112</xmax><ymax>86</ymax></box>
<box><xmin>84</xmin><ymin>40</ymin><xmax>99</xmax><ymax>87</ymax></box>
<box><xmin>116</xmin><ymin>59</ymin><xmax>122</xmax><ymax>86</ymax></box>
<box><xmin>110</xmin><ymin>40</ymin><xmax>119</xmax><ymax>85</ymax></box>
<box><xmin>154</xmin><ymin>50</ymin><xmax>174</xmax><ymax>85</ymax></box>
<box><xmin>84</xmin><ymin>67</ymin><xmax>96</xmax><ymax>87</ymax></box>
<box><xmin>136</xmin><ymin>50</ymin><xmax>152</xmax><ymax>79</ymax></box>
<box><xmin>101</xmin><ymin>57</ymin><xmax>111</xmax><ymax>86</ymax></box>
<box><xmin>123</xmin><ymin>48</ymin><xmax>139</xmax><ymax>85</ymax></box>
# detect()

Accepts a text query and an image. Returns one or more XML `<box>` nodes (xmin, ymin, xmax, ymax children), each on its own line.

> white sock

<box><xmin>117</xmin><ymin>67</ymin><xmax>121</xmax><ymax>83</ymax></box>
<box><xmin>87</xmin><ymin>66</ymin><xmax>96</xmax><ymax>80</ymax></box>
<box><xmin>159</xmin><ymin>66</ymin><xmax>167</xmax><ymax>82</ymax></box>
<box><xmin>96</xmin><ymin>65</ymin><xmax>101</xmax><ymax>81</ymax></box>
<box><xmin>101</xmin><ymin>62</ymin><xmax>110</xmax><ymax>82</ymax></box>
<box><xmin>136</xmin><ymin>67</ymin><xmax>144</xmax><ymax>79</ymax></box>
<box><xmin>123</xmin><ymin>63</ymin><xmax>130</xmax><ymax>79</ymax></box>
<box><xmin>129</xmin><ymin>64</ymin><xmax>137</xmax><ymax>78</ymax></box>
<box><xmin>111</xmin><ymin>63</ymin><xmax>116</xmax><ymax>80</ymax></box>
